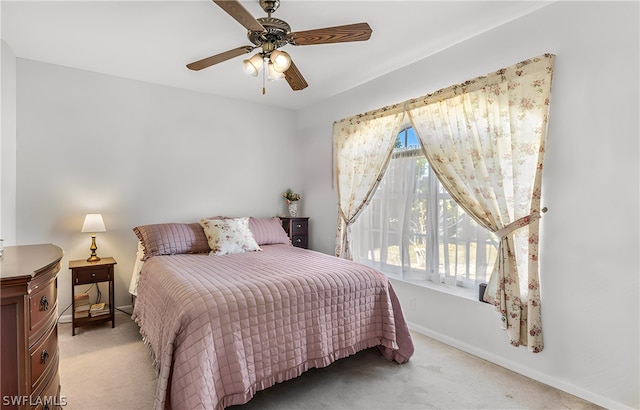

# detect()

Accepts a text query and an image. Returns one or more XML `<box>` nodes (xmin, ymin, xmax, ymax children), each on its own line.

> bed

<box><xmin>130</xmin><ymin>217</ymin><xmax>414</xmax><ymax>410</ymax></box>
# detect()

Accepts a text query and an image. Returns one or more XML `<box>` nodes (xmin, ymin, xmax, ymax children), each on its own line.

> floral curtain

<box><xmin>333</xmin><ymin>109</ymin><xmax>405</xmax><ymax>258</ymax></box>
<box><xmin>332</xmin><ymin>54</ymin><xmax>555</xmax><ymax>352</ymax></box>
<box><xmin>406</xmin><ymin>54</ymin><xmax>555</xmax><ymax>352</ymax></box>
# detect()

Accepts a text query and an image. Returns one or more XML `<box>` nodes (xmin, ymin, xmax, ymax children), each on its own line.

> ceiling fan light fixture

<box><xmin>188</xmin><ymin>0</ymin><xmax>373</xmax><ymax>93</ymax></box>
<box><xmin>242</xmin><ymin>53</ymin><xmax>264</xmax><ymax>76</ymax></box>
<box><xmin>267</xmin><ymin>62</ymin><xmax>285</xmax><ymax>81</ymax></box>
<box><xmin>270</xmin><ymin>49</ymin><xmax>291</xmax><ymax>73</ymax></box>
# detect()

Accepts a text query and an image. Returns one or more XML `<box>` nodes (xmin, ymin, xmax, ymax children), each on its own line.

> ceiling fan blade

<box><xmin>284</xmin><ymin>59</ymin><xmax>308</xmax><ymax>91</ymax></box>
<box><xmin>186</xmin><ymin>46</ymin><xmax>254</xmax><ymax>71</ymax></box>
<box><xmin>289</xmin><ymin>22</ymin><xmax>372</xmax><ymax>46</ymax></box>
<box><xmin>213</xmin><ymin>0</ymin><xmax>265</xmax><ymax>32</ymax></box>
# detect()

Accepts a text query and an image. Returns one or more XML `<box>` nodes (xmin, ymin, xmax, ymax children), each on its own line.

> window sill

<box><xmin>387</xmin><ymin>276</ymin><xmax>481</xmax><ymax>302</ymax></box>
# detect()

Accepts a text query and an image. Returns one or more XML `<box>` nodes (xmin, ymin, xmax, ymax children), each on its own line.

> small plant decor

<box><xmin>283</xmin><ymin>189</ymin><xmax>301</xmax><ymax>204</ymax></box>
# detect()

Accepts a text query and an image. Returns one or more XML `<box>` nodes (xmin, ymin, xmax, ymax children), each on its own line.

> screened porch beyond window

<box><xmin>352</xmin><ymin>127</ymin><xmax>498</xmax><ymax>289</ymax></box>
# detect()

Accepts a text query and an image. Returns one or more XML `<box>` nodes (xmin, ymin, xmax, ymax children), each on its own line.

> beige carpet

<box><xmin>59</xmin><ymin>311</ymin><xmax>156</xmax><ymax>410</ymax></box>
<box><xmin>58</xmin><ymin>311</ymin><xmax>600</xmax><ymax>409</ymax></box>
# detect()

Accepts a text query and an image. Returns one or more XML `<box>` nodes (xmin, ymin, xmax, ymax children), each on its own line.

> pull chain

<box><xmin>262</xmin><ymin>59</ymin><xmax>266</xmax><ymax>95</ymax></box>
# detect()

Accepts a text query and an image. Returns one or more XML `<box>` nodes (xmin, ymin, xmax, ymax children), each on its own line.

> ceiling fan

<box><xmin>186</xmin><ymin>0</ymin><xmax>373</xmax><ymax>93</ymax></box>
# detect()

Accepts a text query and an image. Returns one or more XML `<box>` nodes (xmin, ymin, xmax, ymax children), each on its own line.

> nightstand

<box><xmin>281</xmin><ymin>217</ymin><xmax>309</xmax><ymax>249</ymax></box>
<box><xmin>68</xmin><ymin>257</ymin><xmax>116</xmax><ymax>336</ymax></box>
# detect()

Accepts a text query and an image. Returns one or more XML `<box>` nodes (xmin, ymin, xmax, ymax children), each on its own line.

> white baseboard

<box><xmin>407</xmin><ymin>321</ymin><xmax>633</xmax><ymax>410</ymax></box>
<box><xmin>58</xmin><ymin>304</ymin><xmax>133</xmax><ymax>324</ymax></box>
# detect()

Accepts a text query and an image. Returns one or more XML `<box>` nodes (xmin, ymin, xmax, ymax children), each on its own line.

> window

<box><xmin>351</xmin><ymin>127</ymin><xmax>498</xmax><ymax>289</ymax></box>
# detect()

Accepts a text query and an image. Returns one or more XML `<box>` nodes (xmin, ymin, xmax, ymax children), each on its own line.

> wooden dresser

<box><xmin>1</xmin><ymin>244</ymin><xmax>63</xmax><ymax>410</ymax></box>
<box><xmin>280</xmin><ymin>217</ymin><xmax>309</xmax><ymax>249</ymax></box>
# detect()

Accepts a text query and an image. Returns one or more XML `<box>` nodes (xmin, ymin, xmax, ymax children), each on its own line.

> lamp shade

<box><xmin>267</xmin><ymin>63</ymin><xmax>285</xmax><ymax>81</ymax></box>
<box><xmin>242</xmin><ymin>53</ymin><xmax>264</xmax><ymax>77</ymax></box>
<box><xmin>81</xmin><ymin>214</ymin><xmax>106</xmax><ymax>233</ymax></box>
<box><xmin>270</xmin><ymin>50</ymin><xmax>291</xmax><ymax>73</ymax></box>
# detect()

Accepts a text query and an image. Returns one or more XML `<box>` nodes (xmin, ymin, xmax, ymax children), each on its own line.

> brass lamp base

<box><xmin>87</xmin><ymin>234</ymin><xmax>101</xmax><ymax>262</ymax></box>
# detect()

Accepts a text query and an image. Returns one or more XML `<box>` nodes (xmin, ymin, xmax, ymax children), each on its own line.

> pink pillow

<box><xmin>249</xmin><ymin>217</ymin><xmax>292</xmax><ymax>246</ymax></box>
<box><xmin>133</xmin><ymin>223</ymin><xmax>210</xmax><ymax>260</ymax></box>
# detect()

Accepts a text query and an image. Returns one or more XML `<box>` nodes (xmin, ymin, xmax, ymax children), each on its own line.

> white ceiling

<box><xmin>1</xmin><ymin>1</ymin><xmax>551</xmax><ymax>110</ymax></box>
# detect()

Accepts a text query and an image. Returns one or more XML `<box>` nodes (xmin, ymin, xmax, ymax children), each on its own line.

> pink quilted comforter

<box><xmin>132</xmin><ymin>244</ymin><xmax>414</xmax><ymax>409</ymax></box>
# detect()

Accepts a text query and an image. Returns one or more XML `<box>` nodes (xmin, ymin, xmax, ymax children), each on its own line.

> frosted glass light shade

<box><xmin>267</xmin><ymin>63</ymin><xmax>285</xmax><ymax>81</ymax></box>
<box><xmin>270</xmin><ymin>50</ymin><xmax>291</xmax><ymax>73</ymax></box>
<box><xmin>242</xmin><ymin>54</ymin><xmax>264</xmax><ymax>77</ymax></box>
<box><xmin>81</xmin><ymin>214</ymin><xmax>106</xmax><ymax>233</ymax></box>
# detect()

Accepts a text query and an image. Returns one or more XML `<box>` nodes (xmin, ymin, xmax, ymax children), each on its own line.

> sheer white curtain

<box><xmin>351</xmin><ymin>150</ymin><xmax>419</xmax><ymax>278</ymax></box>
<box><xmin>333</xmin><ymin>110</ymin><xmax>405</xmax><ymax>258</ymax></box>
<box><xmin>352</xmin><ymin>148</ymin><xmax>498</xmax><ymax>288</ymax></box>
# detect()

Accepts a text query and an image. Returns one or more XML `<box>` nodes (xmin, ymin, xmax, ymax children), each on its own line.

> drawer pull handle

<box><xmin>296</xmin><ymin>224</ymin><xmax>302</xmax><ymax>228</ymax></box>
<box><xmin>40</xmin><ymin>296</ymin><xmax>49</xmax><ymax>311</ymax></box>
<box><xmin>41</xmin><ymin>349</ymin><xmax>49</xmax><ymax>364</ymax></box>
<box><xmin>296</xmin><ymin>238</ymin><xmax>302</xmax><ymax>243</ymax></box>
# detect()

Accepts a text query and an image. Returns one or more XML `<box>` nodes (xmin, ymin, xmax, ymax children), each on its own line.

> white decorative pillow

<box><xmin>199</xmin><ymin>217</ymin><xmax>261</xmax><ymax>255</ymax></box>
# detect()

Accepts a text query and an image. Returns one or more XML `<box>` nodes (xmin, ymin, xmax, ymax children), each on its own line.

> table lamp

<box><xmin>81</xmin><ymin>213</ymin><xmax>106</xmax><ymax>262</ymax></box>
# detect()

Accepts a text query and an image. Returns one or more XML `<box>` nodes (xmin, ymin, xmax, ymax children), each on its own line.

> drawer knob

<box><xmin>296</xmin><ymin>224</ymin><xmax>302</xmax><ymax>228</ymax></box>
<box><xmin>40</xmin><ymin>296</ymin><xmax>49</xmax><ymax>311</ymax></box>
<box><xmin>41</xmin><ymin>349</ymin><xmax>49</xmax><ymax>364</ymax></box>
<box><xmin>92</xmin><ymin>272</ymin><xmax>96</xmax><ymax>277</ymax></box>
<box><xmin>296</xmin><ymin>238</ymin><xmax>302</xmax><ymax>243</ymax></box>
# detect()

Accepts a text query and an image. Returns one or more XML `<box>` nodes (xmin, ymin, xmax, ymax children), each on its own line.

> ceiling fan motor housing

<box><xmin>248</xmin><ymin>17</ymin><xmax>291</xmax><ymax>52</ymax></box>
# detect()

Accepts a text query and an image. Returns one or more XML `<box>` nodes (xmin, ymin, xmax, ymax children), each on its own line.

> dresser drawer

<box><xmin>280</xmin><ymin>217</ymin><xmax>309</xmax><ymax>249</ymax></box>
<box><xmin>30</xmin><ymin>323</ymin><xmax>58</xmax><ymax>391</ymax></box>
<box><xmin>31</xmin><ymin>369</ymin><xmax>60</xmax><ymax>410</ymax></box>
<box><xmin>74</xmin><ymin>266</ymin><xmax>110</xmax><ymax>285</ymax></box>
<box><xmin>291</xmin><ymin>235</ymin><xmax>308</xmax><ymax>248</ymax></box>
<box><xmin>29</xmin><ymin>278</ymin><xmax>57</xmax><ymax>336</ymax></box>
<box><xmin>1</xmin><ymin>244</ymin><xmax>62</xmax><ymax>410</ymax></box>
<box><xmin>290</xmin><ymin>219</ymin><xmax>308</xmax><ymax>235</ymax></box>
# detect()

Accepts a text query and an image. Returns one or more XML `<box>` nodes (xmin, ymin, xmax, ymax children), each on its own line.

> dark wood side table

<box><xmin>281</xmin><ymin>217</ymin><xmax>309</xmax><ymax>249</ymax></box>
<box><xmin>68</xmin><ymin>257</ymin><xmax>116</xmax><ymax>336</ymax></box>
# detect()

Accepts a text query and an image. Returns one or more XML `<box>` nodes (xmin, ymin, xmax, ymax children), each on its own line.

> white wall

<box><xmin>1</xmin><ymin>40</ymin><xmax>17</xmax><ymax>245</ymax></box>
<box><xmin>4</xmin><ymin>1</ymin><xmax>638</xmax><ymax>408</ymax></box>
<box><xmin>14</xmin><ymin>59</ymin><xmax>299</xmax><ymax>313</ymax></box>
<box><xmin>296</xmin><ymin>2</ymin><xmax>639</xmax><ymax>409</ymax></box>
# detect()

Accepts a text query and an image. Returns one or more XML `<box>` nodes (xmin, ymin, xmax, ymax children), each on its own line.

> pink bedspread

<box><xmin>132</xmin><ymin>244</ymin><xmax>413</xmax><ymax>409</ymax></box>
